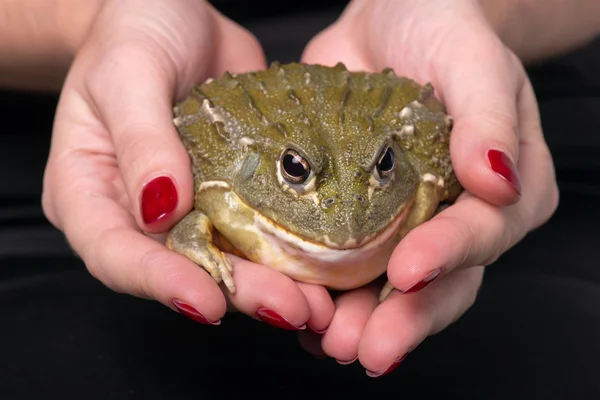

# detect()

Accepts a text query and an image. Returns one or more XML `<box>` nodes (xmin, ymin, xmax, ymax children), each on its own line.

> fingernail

<box><xmin>336</xmin><ymin>356</ymin><xmax>358</xmax><ymax>365</ymax></box>
<box><xmin>366</xmin><ymin>353</ymin><xmax>408</xmax><ymax>378</ymax></box>
<box><xmin>255</xmin><ymin>307</ymin><xmax>306</xmax><ymax>331</ymax></box>
<box><xmin>172</xmin><ymin>299</ymin><xmax>220</xmax><ymax>326</ymax></box>
<box><xmin>487</xmin><ymin>149</ymin><xmax>522</xmax><ymax>195</ymax></box>
<box><xmin>307</xmin><ymin>324</ymin><xmax>328</xmax><ymax>335</ymax></box>
<box><xmin>141</xmin><ymin>176</ymin><xmax>178</xmax><ymax>224</ymax></box>
<box><xmin>402</xmin><ymin>268</ymin><xmax>442</xmax><ymax>294</ymax></box>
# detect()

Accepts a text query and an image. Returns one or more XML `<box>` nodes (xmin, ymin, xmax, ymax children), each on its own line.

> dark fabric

<box><xmin>1</xmin><ymin>3</ymin><xmax>599</xmax><ymax>399</ymax></box>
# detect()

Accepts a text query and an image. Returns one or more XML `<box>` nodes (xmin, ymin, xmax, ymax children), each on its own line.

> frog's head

<box><xmin>233</xmin><ymin>107</ymin><xmax>451</xmax><ymax>250</ymax></box>
<box><xmin>177</xmin><ymin>63</ymin><xmax>459</xmax><ymax>250</ymax></box>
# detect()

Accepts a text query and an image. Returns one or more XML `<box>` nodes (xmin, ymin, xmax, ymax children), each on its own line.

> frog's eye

<box><xmin>375</xmin><ymin>146</ymin><xmax>395</xmax><ymax>179</ymax></box>
<box><xmin>281</xmin><ymin>149</ymin><xmax>311</xmax><ymax>184</ymax></box>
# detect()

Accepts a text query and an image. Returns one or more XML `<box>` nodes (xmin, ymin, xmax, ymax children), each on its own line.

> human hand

<box><xmin>300</xmin><ymin>0</ymin><xmax>559</xmax><ymax>375</ymax></box>
<box><xmin>42</xmin><ymin>0</ymin><xmax>335</xmax><ymax>331</ymax></box>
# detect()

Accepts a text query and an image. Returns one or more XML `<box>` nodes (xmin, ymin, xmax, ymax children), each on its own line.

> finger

<box><xmin>359</xmin><ymin>267</ymin><xmax>484</xmax><ymax>377</ymax></box>
<box><xmin>82</xmin><ymin>13</ymin><xmax>265</xmax><ymax>234</ymax></box>
<box><xmin>296</xmin><ymin>283</ymin><xmax>336</xmax><ymax>334</ymax></box>
<box><xmin>319</xmin><ymin>285</ymin><xmax>380</xmax><ymax>364</ymax></box>
<box><xmin>83</xmin><ymin>42</ymin><xmax>195</xmax><ymax>233</ymax></box>
<box><xmin>50</xmin><ymin>161</ymin><xmax>228</xmax><ymax>323</ymax></box>
<box><xmin>208</xmin><ymin>5</ymin><xmax>267</xmax><ymax>77</ymax></box>
<box><xmin>222</xmin><ymin>255</ymin><xmax>310</xmax><ymax>331</ymax></box>
<box><xmin>301</xmin><ymin>21</ymin><xmax>373</xmax><ymax>71</ymax></box>
<box><xmin>436</xmin><ymin>30</ymin><xmax>525</xmax><ymax>206</ymax></box>
<box><xmin>386</xmin><ymin>80</ymin><xmax>559</xmax><ymax>292</ymax></box>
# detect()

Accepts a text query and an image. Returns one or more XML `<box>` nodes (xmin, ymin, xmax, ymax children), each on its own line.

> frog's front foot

<box><xmin>166</xmin><ymin>210</ymin><xmax>236</xmax><ymax>293</ymax></box>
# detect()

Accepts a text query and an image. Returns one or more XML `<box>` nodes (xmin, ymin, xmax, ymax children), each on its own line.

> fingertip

<box><xmin>450</xmin><ymin>121</ymin><xmax>523</xmax><ymax>207</ymax></box>
<box><xmin>320</xmin><ymin>286</ymin><xmax>378</xmax><ymax>361</ymax></box>
<box><xmin>486</xmin><ymin>148</ymin><xmax>522</xmax><ymax>196</ymax></box>
<box><xmin>358</xmin><ymin>292</ymin><xmax>424</xmax><ymax>373</ymax></box>
<box><xmin>172</xmin><ymin>298</ymin><xmax>222</xmax><ymax>326</ymax></box>
<box><xmin>224</xmin><ymin>257</ymin><xmax>311</xmax><ymax>330</ymax></box>
<box><xmin>296</xmin><ymin>283</ymin><xmax>335</xmax><ymax>334</ymax></box>
<box><xmin>138</xmin><ymin>169</ymin><xmax>194</xmax><ymax>233</ymax></box>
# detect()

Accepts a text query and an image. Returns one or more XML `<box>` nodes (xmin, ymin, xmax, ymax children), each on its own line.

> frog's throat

<box><xmin>198</xmin><ymin>179</ymin><xmax>408</xmax><ymax>252</ymax></box>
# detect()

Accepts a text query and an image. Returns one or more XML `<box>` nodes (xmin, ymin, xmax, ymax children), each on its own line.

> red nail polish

<box><xmin>487</xmin><ymin>149</ymin><xmax>522</xmax><ymax>195</ymax></box>
<box><xmin>255</xmin><ymin>307</ymin><xmax>306</xmax><ymax>331</ymax></box>
<box><xmin>141</xmin><ymin>176</ymin><xmax>178</xmax><ymax>224</ymax></box>
<box><xmin>403</xmin><ymin>268</ymin><xmax>442</xmax><ymax>294</ymax></box>
<box><xmin>366</xmin><ymin>353</ymin><xmax>408</xmax><ymax>378</ymax></box>
<box><xmin>173</xmin><ymin>299</ymin><xmax>220</xmax><ymax>326</ymax></box>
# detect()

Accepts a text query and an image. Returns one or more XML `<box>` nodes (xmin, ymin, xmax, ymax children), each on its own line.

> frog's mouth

<box><xmin>253</xmin><ymin>204</ymin><xmax>410</xmax><ymax>255</ymax></box>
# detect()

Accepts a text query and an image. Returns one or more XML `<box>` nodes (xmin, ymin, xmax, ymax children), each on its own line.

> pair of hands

<box><xmin>42</xmin><ymin>0</ymin><xmax>558</xmax><ymax>376</ymax></box>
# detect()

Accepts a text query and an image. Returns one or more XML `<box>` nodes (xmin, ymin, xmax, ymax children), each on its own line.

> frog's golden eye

<box><xmin>281</xmin><ymin>149</ymin><xmax>311</xmax><ymax>184</ymax></box>
<box><xmin>376</xmin><ymin>146</ymin><xmax>395</xmax><ymax>178</ymax></box>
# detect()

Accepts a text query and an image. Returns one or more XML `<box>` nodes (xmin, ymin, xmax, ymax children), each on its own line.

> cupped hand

<box><xmin>42</xmin><ymin>0</ymin><xmax>335</xmax><ymax>331</ymax></box>
<box><xmin>300</xmin><ymin>0</ymin><xmax>559</xmax><ymax>374</ymax></box>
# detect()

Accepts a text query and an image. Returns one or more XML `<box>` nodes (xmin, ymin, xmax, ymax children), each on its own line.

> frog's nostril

<box><xmin>322</xmin><ymin>197</ymin><xmax>336</xmax><ymax>209</ymax></box>
<box><xmin>355</xmin><ymin>194</ymin><xmax>365</xmax><ymax>203</ymax></box>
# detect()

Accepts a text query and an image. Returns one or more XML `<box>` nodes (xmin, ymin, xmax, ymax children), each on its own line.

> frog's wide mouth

<box><xmin>253</xmin><ymin>204</ymin><xmax>409</xmax><ymax>253</ymax></box>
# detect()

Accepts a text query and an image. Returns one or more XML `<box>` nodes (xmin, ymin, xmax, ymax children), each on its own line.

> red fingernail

<box><xmin>255</xmin><ymin>307</ymin><xmax>306</xmax><ymax>331</ymax></box>
<box><xmin>173</xmin><ymin>299</ymin><xmax>220</xmax><ymax>326</ymax></box>
<box><xmin>487</xmin><ymin>149</ymin><xmax>522</xmax><ymax>195</ymax></box>
<box><xmin>141</xmin><ymin>176</ymin><xmax>178</xmax><ymax>224</ymax></box>
<box><xmin>403</xmin><ymin>268</ymin><xmax>442</xmax><ymax>294</ymax></box>
<box><xmin>366</xmin><ymin>353</ymin><xmax>408</xmax><ymax>378</ymax></box>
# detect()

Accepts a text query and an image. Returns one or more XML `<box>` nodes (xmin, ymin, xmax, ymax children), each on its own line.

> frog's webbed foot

<box><xmin>166</xmin><ymin>210</ymin><xmax>236</xmax><ymax>293</ymax></box>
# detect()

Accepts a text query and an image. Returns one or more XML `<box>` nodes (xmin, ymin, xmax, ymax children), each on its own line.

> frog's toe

<box><xmin>379</xmin><ymin>280</ymin><xmax>395</xmax><ymax>302</ymax></box>
<box><xmin>219</xmin><ymin>260</ymin><xmax>236</xmax><ymax>294</ymax></box>
<box><xmin>203</xmin><ymin>246</ymin><xmax>235</xmax><ymax>294</ymax></box>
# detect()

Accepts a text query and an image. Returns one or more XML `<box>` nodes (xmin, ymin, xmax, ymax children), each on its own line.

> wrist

<box><xmin>477</xmin><ymin>0</ymin><xmax>523</xmax><ymax>48</ymax></box>
<box><xmin>0</xmin><ymin>0</ymin><xmax>105</xmax><ymax>91</ymax></box>
<box><xmin>53</xmin><ymin>0</ymin><xmax>106</xmax><ymax>56</ymax></box>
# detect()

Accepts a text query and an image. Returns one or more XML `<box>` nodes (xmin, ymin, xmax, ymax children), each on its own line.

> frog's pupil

<box><xmin>283</xmin><ymin>153</ymin><xmax>309</xmax><ymax>179</ymax></box>
<box><xmin>378</xmin><ymin>147</ymin><xmax>394</xmax><ymax>172</ymax></box>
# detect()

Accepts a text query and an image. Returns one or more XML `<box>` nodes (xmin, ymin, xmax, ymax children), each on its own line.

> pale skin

<box><xmin>2</xmin><ymin>0</ymin><xmax>597</xmax><ymax>375</ymax></box>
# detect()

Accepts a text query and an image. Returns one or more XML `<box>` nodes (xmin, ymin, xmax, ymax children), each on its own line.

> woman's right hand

<box><xmin>42</xmin><ymin>0</ymin><xmax>335</xmax><ymax>331</ymax></box>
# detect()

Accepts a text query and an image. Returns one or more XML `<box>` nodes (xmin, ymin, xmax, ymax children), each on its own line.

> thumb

<box><xmin>434</xmin><ymin>30</ymin><xmax>525</xmax><ymax>205</ymax></box>
<box><xmin>81</xmin><ymin>16</ymin><xmax>265</xmax><ymax>233</ymax></box>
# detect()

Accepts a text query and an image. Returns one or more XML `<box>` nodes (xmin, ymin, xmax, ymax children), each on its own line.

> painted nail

<box><xmin>141</xmin><ymin>176</ymin><xmax>178</xmax><ymax>224</ymax></box>
<box><xmin>336</xmin><ymin>356</ymin><xmax>358</xmax><ymax>365</ymax></box>
<box><xmin>403</xmin><ymin>268</ymin><xmax>442</xmax><ymax>294</ymax></box>
<box><xmin>366</xmin><ymin>353</ymin><xmax>408</xmax><ymax>378</ymax></box>
<box><xmin>487</xmin><ymin>149</ymin><xmax>522</xmax><ymax>195</ymax></box>
<box><xmin>307</xmin><ymin>324</ymin><xmax>328</xmax><ymax>335</ymax></box>
<box><xmin>172</xmin><ymin>299</ymin><xmax>220</xmax><ymax>326</ymax></box>
<box><xmin>255</xmin><ymin>307</ymin><xmax>306</xmax><ymax>331</ymax></box>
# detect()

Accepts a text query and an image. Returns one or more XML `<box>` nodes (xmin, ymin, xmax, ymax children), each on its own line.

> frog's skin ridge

<box><xmin>168</xmin><ymin>62</ymin><xmax>462</xmax><ymax>295</ymax></box>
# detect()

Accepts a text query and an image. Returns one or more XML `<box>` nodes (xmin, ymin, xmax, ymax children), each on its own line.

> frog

<box><xmin>167</xmin><ymin>62</ymin><xmax>462</xmax><ymax>302</ymax></box>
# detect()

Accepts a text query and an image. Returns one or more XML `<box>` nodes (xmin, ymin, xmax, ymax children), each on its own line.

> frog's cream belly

<box><xmin>198</xmin><ymin>187</ymin><xmax>405</xmax><ymax>290</ymax></box>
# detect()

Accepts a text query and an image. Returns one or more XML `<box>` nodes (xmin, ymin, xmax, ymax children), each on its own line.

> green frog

<box><xmin>167</xmin><ymin>62</ymin><xmax>461</xmax><ymax>301</ymax></box>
